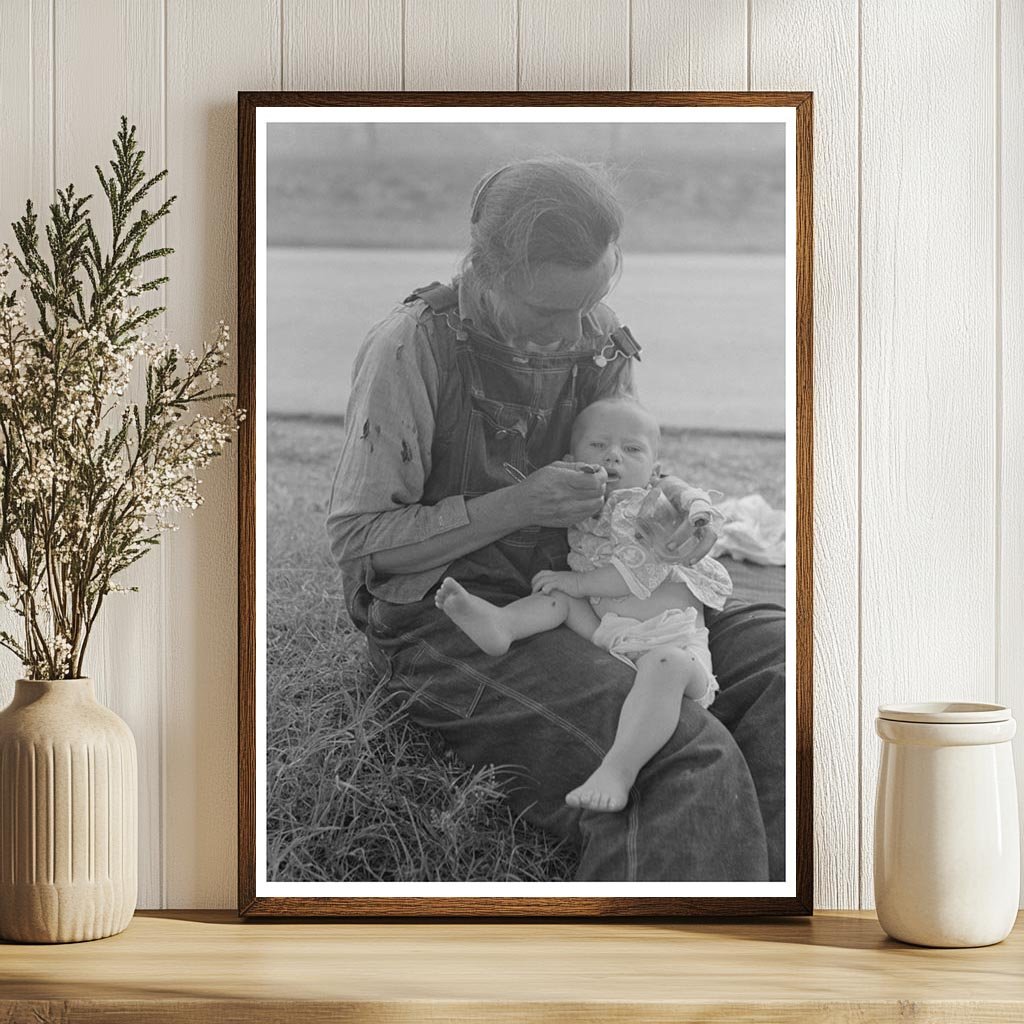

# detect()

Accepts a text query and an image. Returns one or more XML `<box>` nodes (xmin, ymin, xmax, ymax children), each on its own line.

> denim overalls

<box><xmin>359</xmin><ymin>288</ymin><xmax>784</xmax><ymax>881</ymax></box>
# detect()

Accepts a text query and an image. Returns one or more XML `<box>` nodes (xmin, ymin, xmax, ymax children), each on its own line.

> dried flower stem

<box><xmin>0</xmin><ymin>117</ymin><xmax>243</xmax><ymax>679</ymax></box>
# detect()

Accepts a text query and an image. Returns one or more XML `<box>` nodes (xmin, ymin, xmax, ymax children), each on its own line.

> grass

<box><xmin>266</xmin><ymin>415</ymin><xmax>784</xmax><ymax>883</ymax></box>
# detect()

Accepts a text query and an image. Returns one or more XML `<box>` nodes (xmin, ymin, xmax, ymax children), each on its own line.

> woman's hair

<box><xmin>461</xmin><ymin>157</ymin><xmax>624</xmax><ymax>289</ymax></box>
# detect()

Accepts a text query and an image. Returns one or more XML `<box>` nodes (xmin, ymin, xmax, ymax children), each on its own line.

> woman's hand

<box><xmin>512</xmin><ymin>462</ymin><xmax>607</xmax><ymax>527</ymax></box>
<box><xmin>532</xmin><ymin>570</ymin><xmax>584</xmax><ymax>597</ymax></box>
<box><xmin>653</xmin><ymin>476</ymin><xmax>719</xmax><ymax>564</ymax></box>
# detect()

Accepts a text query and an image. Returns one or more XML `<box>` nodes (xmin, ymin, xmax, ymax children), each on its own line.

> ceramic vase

<box><xmin>874</xmin><ymin>701</ymin><xmax>1019</xmax><ymax>948</ymax></box>
<box><xmin>0</xmin><ymin>678</ymin><xmax>137</xmax><ymax>943</ymax></box>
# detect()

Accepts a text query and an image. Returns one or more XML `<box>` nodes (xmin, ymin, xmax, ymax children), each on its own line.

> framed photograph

<box><xmin>238</xmin><ymin>91</ymin><xmax>812</xmax><ymax>917</ymax></box>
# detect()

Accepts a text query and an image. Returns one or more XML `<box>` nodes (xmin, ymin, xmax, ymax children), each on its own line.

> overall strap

<box><xmin>403</xmin><ymin>281</ymin><xmax>459</xmax><ymax>313</ymax></box>
<box><xmin>403</xmin><ymin>281</ymin><xmax>470</xmax><ymax>346</ymax></box>
<box><xmin>607</xmin><ymin>324</ymin><xmax>642</xmax><ymax>362</ymax></box>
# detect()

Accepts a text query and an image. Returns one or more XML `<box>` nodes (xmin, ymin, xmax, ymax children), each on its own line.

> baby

<box><xmin>436</xmin><ymin>396</ymin><xmax>732</xmax><ymax>814</ymax></box>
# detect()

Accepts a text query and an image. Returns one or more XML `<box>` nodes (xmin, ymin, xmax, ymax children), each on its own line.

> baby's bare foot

<box><xmin>565</xmin><ymin>761</ymin><xmax>634</xmax><ymax>813</ymax></box>
<box><xmin>435</xmin><ymin>578</ymin><xmax>512</xmax><ymax>656</ymax></box>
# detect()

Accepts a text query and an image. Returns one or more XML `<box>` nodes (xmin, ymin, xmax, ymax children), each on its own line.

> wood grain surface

<box><xmin>1</xmin><ymin>910</ymin><xmax>1023</xmax><ymax>1022</ymax></box>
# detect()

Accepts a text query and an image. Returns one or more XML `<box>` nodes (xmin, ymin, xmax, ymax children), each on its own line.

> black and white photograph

<box><xmin>241</xmin><ymin>96</ymin><xmax>811</xmax><ymax>916</ymax></box>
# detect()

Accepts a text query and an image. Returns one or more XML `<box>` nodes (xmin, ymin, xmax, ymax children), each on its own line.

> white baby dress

<box><xmin>566</xmin><ymin>487</ymin><xmax>734</xmax><ymax>709</ymax></box>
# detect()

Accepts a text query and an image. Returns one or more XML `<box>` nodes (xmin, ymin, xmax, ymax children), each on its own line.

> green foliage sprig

<box><xmin>0</xmin><ymin>117</ymin><xmax>243</xmax><ymax>679</ymax></box>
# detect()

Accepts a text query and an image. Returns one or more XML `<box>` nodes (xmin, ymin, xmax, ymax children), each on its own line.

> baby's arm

<box><xmin>531</xmin><ymin>565</ymin><xmax>631</xmax><ymax>600</ymax></box>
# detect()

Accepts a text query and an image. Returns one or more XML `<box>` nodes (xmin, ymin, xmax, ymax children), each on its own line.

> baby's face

<box><xmin>571</xmin><ymin>404</ymin><xmax>659</xmax><ymax>492</ymax></box>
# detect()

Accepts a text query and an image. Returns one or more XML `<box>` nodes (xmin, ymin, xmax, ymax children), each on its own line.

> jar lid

<box><xmin>877</xmin><ymin>701</ymin><xmax>1011</xmax><ymax>724</ymax></box>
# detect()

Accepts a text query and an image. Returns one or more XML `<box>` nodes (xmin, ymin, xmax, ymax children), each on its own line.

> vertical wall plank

<box><xmin>631</xmin><ymin>0</ymin><xmax>746</xmax><ymax>90</ymax></box>
<box><xmin>284</xmin><ymin>0</ymin><xmax>402</xmax><ymax>90</ymax></box>
<box><xmin>51</xmin><ymin>0</ymin><xmax>165</xmax><ymax>911</ymax></box>
<box><xmin>860</xmin><ymin>1</ymin><xmax>997</xmax><ymax>908</ymax></box>
<box><xmin>0</xmin><ymin>0</ymin><xmax>51</xmax><ymax>231</ymax></box>
<box><xmin>404</xmin><ymin>0</ymin><xmax>516</xmax><ymax>89</ymax></box>
<box><xmin>751</xmin><ymin>2</ymin><xmax>860</xmax><ymax>909</ymax></box>
<box><xmin>165</xmin><ymin>0</ymin><xmax>279</xmax><ymax>908</ymax></box>
<box><xmin>519</xmin><ymin>0</ymin><xmax>629</xmax><ymax>90</ymax></box>
<box><xmin>0</xmin><ymin>0</ymin><xmax>53</xmax><ymax>699</ymax></box>
<box><xmin>1000</xmin><ymin>0</ymin><xmax>1024</xmax><ymax>905</ymax></box>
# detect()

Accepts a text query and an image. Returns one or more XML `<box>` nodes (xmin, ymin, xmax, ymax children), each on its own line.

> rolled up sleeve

<box><xmin>326</xmin><ymin>306</ymin><xmax>469</xmax><ymax>596</ymax></box>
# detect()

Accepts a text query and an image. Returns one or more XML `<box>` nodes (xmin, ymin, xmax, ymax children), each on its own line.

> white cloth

<box><xmin>591</xmin><ymin>608</ymin><xmax>718</xmax><ymax>709</ymax></box>
<box><xmin>567</xmin><ymin>487</ymin><xmax>733</xmax><ymax>609</ymax></box>
<box><xmin>710</xmin><ymin>494</ymin><xmax>786</xmax><ymax>566</ymax></box>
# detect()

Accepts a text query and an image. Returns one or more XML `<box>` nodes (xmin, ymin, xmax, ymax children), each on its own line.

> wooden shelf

<box><xmin>2</xmin><ymin>910</ymin><xmax>1023</xmax><ymax>1022</ymax></box>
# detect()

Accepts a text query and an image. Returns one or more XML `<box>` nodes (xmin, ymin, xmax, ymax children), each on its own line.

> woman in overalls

<box><xmin>326</xmin><ymin>157</ymin><xmax>785</xmax><ymax>881</ymax></box>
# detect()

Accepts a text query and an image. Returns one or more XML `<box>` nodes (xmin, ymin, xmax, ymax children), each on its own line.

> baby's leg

<box><xmin>562</xmin><ymin>595</ymin><xmax>601</xmax><ymax>643</ymax></box>
<box><xmin>566</xmin><ymin>645</ymin><xmax>708</xmax><ymax>813</ymax></box>
<box><xmin>435</xmin><ymin>578</ymin><xmax>573</xmax><ymax>656</ymax></box>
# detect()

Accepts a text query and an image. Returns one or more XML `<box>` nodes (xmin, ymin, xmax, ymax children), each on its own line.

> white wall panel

<box><xmin>751</xmin><ymin>0</ymin><xmax>860</xmax><ymax>910</ymax></box>
<box><xmin>164</xmin><ymin>0</ymin><xmax>280</xmax><ymax>908</ymax></box>
<box><xmin>0</xmin><ymin>0</ymin><xmax>51</xmax><ymax>232</ymax></box>
<box><xmin>519</xmin><ymin>0</ymin><xmax>628</xmax><ymax>90</ymax></box>
<box><xmin>404</xmin><ymin>0</ymin><xmax>516</xmax><ymax>90</ymax></box>
<box><xmin>631</xmin><ymin>0</ymin><xmax>746</xmax><ymax>91</ymax></box>
<box><xmin>284</xmin><ymin>0</ymin><xmax>402</xmax><ymax>90</ymax></box>
<box><xmin>859</xmin><ymin>0</ymin><xmax>998</xmax><ymax>907</ymax></box>
<box><xmin>1000</xmin><ymin>0</ymin><xmax>1024</xmax><ymax>900</ymax></box>
<box><xmin>0</xmin><ymin>0</ymin><xmax>53</xmax><ymax>693</ymax></box>
<box><xmin>52</xmin><ymin>0</ymin><xmax>167</xmax><ymax>909</ymax></box>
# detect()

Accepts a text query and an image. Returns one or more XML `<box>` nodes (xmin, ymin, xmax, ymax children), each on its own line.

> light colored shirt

<box><xmin>326</xmin><ymin>301</ymin><xmax>469</xmax><ymax>604</ymax></box>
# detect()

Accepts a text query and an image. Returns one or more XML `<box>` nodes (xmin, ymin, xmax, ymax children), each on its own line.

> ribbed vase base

<box><xmin>0</xmin><ymin>880</ymin><xmax>136</xmax><ymax>943</ymax></box>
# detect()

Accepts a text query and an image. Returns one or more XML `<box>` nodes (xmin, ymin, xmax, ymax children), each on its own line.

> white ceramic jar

<box><xmin>874</xmin><ymin>702</ymin><xmax>1019</xmax><ymax>947</ymax></box>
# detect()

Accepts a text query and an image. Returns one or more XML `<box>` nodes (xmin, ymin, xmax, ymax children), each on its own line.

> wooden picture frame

<box><xmin>238</xmin><ymin>91</ymin><xmax>813</xmax><ymax>917</ymax></box>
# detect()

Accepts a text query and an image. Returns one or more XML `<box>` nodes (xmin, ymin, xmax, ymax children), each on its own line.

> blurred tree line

<box><xmin>267</xmin><ymin>121</ymin><xmax>785</xmax><ymax>254</ymax></box>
